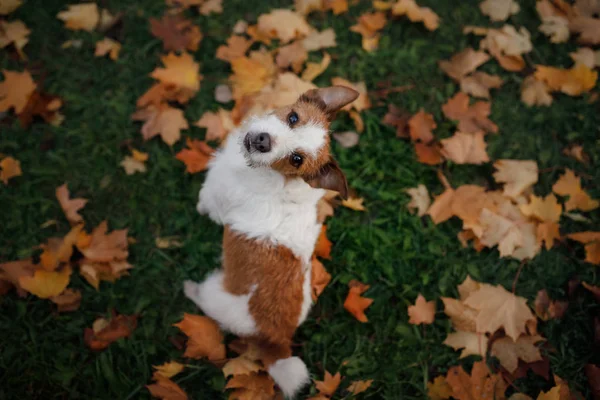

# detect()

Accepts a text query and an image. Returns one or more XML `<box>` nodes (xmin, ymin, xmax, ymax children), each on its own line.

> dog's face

<box><xmin>241</xmin><ymin>86</ymin><xmax>359</xmax><ymax>198</ymax></box>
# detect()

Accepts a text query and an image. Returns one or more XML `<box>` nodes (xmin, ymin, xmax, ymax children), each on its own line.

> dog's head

<box><xmin>241</xmin><ymin>86</ymin><xmax>359</xmax><ymax>199</ymax></box>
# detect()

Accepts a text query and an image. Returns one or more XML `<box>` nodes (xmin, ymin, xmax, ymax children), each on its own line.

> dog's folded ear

<box><xmin>303</xmin><ymin>86</ymin><xmax>359</xmax><ymax>117</ymax></box>
<box><xmin>309</xmin><ymin>159</ymin><xmax>348</xmax><ymax>199</ymax></box>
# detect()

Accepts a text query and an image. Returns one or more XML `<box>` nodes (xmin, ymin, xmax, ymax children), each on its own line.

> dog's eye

<box><xmin>288</xmin><ymin>111</ymin><xmax>299</xmax><ymax>126</ymax></box>
<box><xmin>290</xmin><ymin>153</ymin><xmax>303</xmax><ymax>168</ymax></box>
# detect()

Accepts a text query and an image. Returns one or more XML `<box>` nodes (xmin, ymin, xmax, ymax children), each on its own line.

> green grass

<box><xmin>1</xmin><ymin>0</ymin><xmax>599</xmax><ymax>399</ymax></box>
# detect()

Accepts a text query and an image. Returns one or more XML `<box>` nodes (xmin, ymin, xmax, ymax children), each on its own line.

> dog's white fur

<box><xmin>186</xmin><ymin>112</ymin><xmax>329</xmax><ymax>398</ymax></box>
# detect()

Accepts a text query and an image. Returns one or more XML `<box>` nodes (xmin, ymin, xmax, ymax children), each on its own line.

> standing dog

<box><xmin>184</xmin><ymin>86</ymin><xmax>358</xmax><ymax>398</ymax></box>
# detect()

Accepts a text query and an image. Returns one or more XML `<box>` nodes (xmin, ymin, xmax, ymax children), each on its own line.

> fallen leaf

<box><xmin>302</xmin><ymin>52</ymin><xmax>331</xmax><ymax>82</ymax></box>
<box><xmin>441</xmin><ymin>131</ymin><xmax>490</xmax><ymax>165</ymax></box>
<box><xmin>314</xmin><ymin>225</ymin><xmax>332</xmax><ymax>259</ymax></box>
<box><xmin>78</xmin><ymin>221</ymin><xmax>129</xmax><ymax>263</ymax></box>
<box><xmin>222</xmin><ymin>356</ymin><xmax>262</xmax><ymax>378</ymax></box>
<box><xmin>536</xmin><ymin>386</ymin><xmax>561</xmax><ymax>400</ymax></box>
<box><xmin>56</xmin><ymin>183</ymin><xmax>88</xmax><ymax>224</ymax></box>
<box><xmin>427</xmin><ymin>188</ymin><xmax>455</xmax><ymax>224</ymax></box>
<box><xmin>493</xmin><ymin>160</ymin><xmax>538</xmax><ymax>200</ymax></box>
<box><xmin>408</xmin><ymin>109</ymin><xmax>436</xmax><ymax>143</ymax></box>
<box><xmin>408</xmin><ymin>293</ymin><xmax>436</xmax><ymax>325</ymax></box>
<box><xmin>392</xmin><ymin>0</ymin><xmax>440</xmax><ymax>31</ymax></box>
<box><xmin>0</xmin><ymin>20</ymin><xmax>30</xmax><ymax>57</ymax></box>
<box><xmin>442</xmin><ymin>92</ymin><xmax>498</xmax><ymax>134</ymax></box>
<box><xmin>199</xmin><ymin>0</ymin><xmax>222</xmax><ymax>15</ymax></box>
<box><xmin>443</xmin><ymin>331</ymin><xmax>488</xmax><ymax>358</ymax></box>
<box><xmin>84</xmin><ymin>313</ymin><xmax>138</xmax><ymax>351</ymax></box>
<box><xmin>342</xmin><ymin>196</ymin><xmax>366</xmax><ymax>211</ymax></box>
<box><xmin>563</xmin><ymin>144</ymin><xmax>589</xmax><ymax>164</ymax></box>
<box><xmin>146</xmin><ymin>376</ymin><xmax>188</xmax><ymax>400</ymax></box>
<box><xmin>570</xmin><ymin>47</ymin><xmax>600</xmax><ymax>69</ymax></box>
<box><xmin>0</xmin><ymin>259</ymin><xmax>35</xmax><ymax>297</ymax></box>
<box><xmin>439</xmin><ymin>48</ymin><xmax>490</xmax><ymax>81</ymax></box>
<box><xmin>414</xmin><ymin>142</ymin><xmax>444</xmax><ymax>165</ymax></box>
<box><xmin>295</xmin><ymin>0</ymin><xmax>325</xmax><ymax>15</ymax></box>
<box><xmin>540</xmin><ymin>16</ymin><xmax>570</xmax><ymax>43</ymax></box>
<box><xmin>155</xmin><ymin>237</ymin><xmax>184</xmax><ymax>249</ymax></box>
<box><xmin>49</xmin><ymin>288</ymin><xmax>82</xmax><ymax>312</ymax></box>
<box><xmin>132</xmin><ymin>103</ymin><xmax>189</xmax><ymax>146</ymax></box>
<box><xmin>0</xmin><ymin>69</ymin><xmax>36</xmax><ymax>114</ymax></box>
<box><xmin>276</xmin><ymin>41</ymin><xmax>308</xmax><ymax>73</ymax></box>
<box><xmin>17</xmin><ymin>90</ymin><xmax>63</xmax><ymax>127</ymax></box>
<box><xmin>225</xmin><ymin>373</ymin><xmax>275</xmax><ymax>399</ymax></box>
<box><xmin>460</xmin><ymin>72</ymin><xmax>503</xmax><ymax>99</ymax></box>
<box><xmin>521</xmin><ymin>76</ymin><xmax>553</xmax><ymax>107</ymax></box>
<box><xmin>0</xmin><ymin>156</ymin><xmax>22</xmax><ymax>184</ymax></box>
<box><xmin>347</xmin><ymin>379</ymin><xmax>373</xmax><ymax>395</ymax></box>
<box><xmin>519</xmin><ymin>194</ymin><xmax>562</xmax><ymax>223</ymax></box>
<box><xmin>427</xmin><ymin>376</ymin><xmax>453</xmax><ymax>400</ymax></box>
<box><xmin>174</xmin><ymin>313</ymin><xmax>226</xmax><ymax>361</ymax></box>
<box><xmin>19</xmin><ymin>266</ymin><xmax>71</xmax><ymax>299</ymax></box>
<box><xmin>302</xmin><ymin>28</ymin><xmax>337</xmax><ymax>51</ymax></box>
<box><xmin>350</xmin><ymin>11</ymin><xmax>387</xmax><ymax>52</ymax></box>
<box><xmin>94</xmin><ymin>37</ymin><xmax>120</xmax><ymax>60</ymax></box>
<box><xmin>194</xmin><ymin>109</ymin><xmax>231</xmax><ymax>142</ymax></box>
<box><xmin>480</xmin><ymin>0</ymin><xmax>520</xmax><ymax>21</ymax></box>
<box><xmin>314</xmin><ymin>371</ymin><xmax>342</xmax><ymax>397</ymax></box>
<box><xmin>479</xmin><ymin>208</ymin><xmax>541</xmax><ymax>260</ymax></box>
<box><xmin>151</xmin><ymin>52</ymin><xmax>202</xmax><ymax>93</ymax></box>
<box><xmin>552</xmin><ymin>169</ymin><xmax>599</xmax><ymax>212</ymax></box>
<box><xmin>446</xmin><ymin>361</ymin><xmax>507</xmax><ymax>400</ymax></box>
<box><xmin>311</xmin><ymin>257</ymin><xmax>331</xmax><ymax>301</ymax></box>
<box><xmin>317</xmin><ymin>190</ymin><xmax>337</xmax><ymax>223</ymax></box>
<box><xmin>120</xmin><ymin>156</ymin><xmax>147</xmax><ymax>175</ymax></box>
<box><xmin>216</xmin><ymin>35</ymin><xmax>252</xmax><ymax>63</ymax></box>
<box><xmin>491</xmin><ymin>335</ymin><xmax>544</xmax><ymax>374</ymax></box>
<box><xmin>406</xmin><ymin>184</ymin><xmax>431</xmax><ymax>217</ymax></box>
<box><xmin>0</xmin><ymin>0</ymin><xmax>21</xmax><ymax>15</ymax></box>
<box><xmin>57</xmin><ymin>3</ymin><xmax>99</xmax><ymax>31</ymax></box>
<box><xmin>325</xmin><ymin>0</ymin><xmax>348</xmax><ymax>15</ymax></box>
<box><xmin>152</xmin><ymin>361</ymin><xmax>186</xmax><ymax>380</ymax></box>
<box><xmin>567</xmin><ymin>232</ymin><xmax>600</xmax><ymax>265</ymax></box>
<box><xmin>570</xmin><ymin>16</ymin><xmax>600</xmax><ymax>45</ymax></box>
<box><xmin>230</xmin><ymin>55</ymin><xmax>276</xmax><ymax>99</ymax></box>
<box><xmin>330</xmin><ymin>77</ymin><xmax>371</xmax><ymax>111</ymax></box>
<box><xmin>344</xmin><ymin>280</ymin><xmax>373</xmax><ymax>322</ymax></box>
<box><xmin>382</xmin><ymin>104</ymin><xmax>410</xmax><ymax>138</ymax></box>
<box><xmin>537</xmin><ymin>222</ymin><xmax>560</xmax><ymax>250</ymax></box>
<box><xmin>535</xmin><ymin>64</ymin><xmax>598</xmax><ymax>96</ymax></box>
<box><xmin>534</xmin><ymin>289</ymin><xmax>568</xmax><ymax>321</ymax></box>
<box><xmin>150</xmin><ymin>14</ymin><xmax>202</xmax><ymax>52</ymax></box>
<box><xmin>480</xmin><ymin>25</ymin><xmax>532</xmax><ymax>57</ymax></box>
<box><xmin>257</xmin><ymin>9</ymin><xmax>311</xmax><ymax>43</ymax></box>
<box><xmin>175</xmin><ymin>138</ymin><xmax>214</xmax><ymax>174</ymax></box>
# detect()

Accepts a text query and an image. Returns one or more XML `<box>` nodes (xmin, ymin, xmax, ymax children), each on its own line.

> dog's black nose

<box><xmin>251</xmin><ymin>132</ymin><xmax>271</xmax><ymax>153</ymax></box>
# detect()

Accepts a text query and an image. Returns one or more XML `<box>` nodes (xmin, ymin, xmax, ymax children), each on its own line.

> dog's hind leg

<box><xmin>183</xmin><ymin>271</ymin><xmax>258</xmax><ymax>336</ymax></box>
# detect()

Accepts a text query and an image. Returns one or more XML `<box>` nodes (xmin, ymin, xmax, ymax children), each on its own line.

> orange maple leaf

<box><xmin>552</xmin><ymin>168</ymin><xmax>599</xmax><ymax>212</ymax></box>
<box><xmin>216</xmin><ymin>35</ymin><xmax>253</xmax><ymax>63</ymax></box>
<box><xmin>146</xmin><ymin>376</ymin><xmax>188</xmax><ymax>400</ymax></box>
<box><xmin>567</xmin><ymin>232</ymin><xmax>600</xmax><ymax>265</ymax></box>
<box><xmin>408</xmin><ymin>293</ymin><xmax>436</xmax><ymax>325</ymax></box>
<box><xmin>344</xmin><ymin>280</ymin><xmax>374</xmax><ymax>322</ymax></box>
<box><xmin>0</xmin><ymin>156</ymin><xmax>22</xmax><ymax>184</ymax></box>
<box><xmin>314</xmin><ymin>225</ymin><xmax>332</xmax><ymax>259</ymax></box>
<box><xmin>314</xmin><ymin>370</ymin><xmax>342</xmax><ymax>397</ymax></box>
<box><xmin>311</xmin><ymin>257</ymin><xmax>331</xmax><ymax>301</ymax></box>
<box><xmin>438</xmin><ymin>48</ymin><xmax>490</xmax><ymax>81</ymax></box>
<box><xmin>151</xmin><ymin>52</ymin><xmax>202</xmax><ymax>92</ymax></box>
<box><xmin>225</xmin><ymin>372</ymin><xmax>275</xmax><ymax>399</ymax></box>
<box><xmin>56</xmin><ymin>183</ymin><xmax>88</xmax><ymax>225</ymax></box>
<box><xmin>132</xmin><ymin>103</ymin><xmax>189</xmax><ymax>146</ymax></box>
<box><xmin>150</xmin><ymin>14</ymin><xmax>202</xmax><ymax>52</ymax></box>
<box><xmin>445</xmin><ymin>361</ymin><xmax>507</xmax><ymax>400</ymax></box>
<box><xmin>440</xmin><ymin>131</ymin><xmax>490</xmax><ymax>165</ymax></box>
<box><xmin>175</xmin><ymin>138</ymin><xmax>214</xmax><ymax>174</ymax></box>
<box><xmin>392</xmin><ymin>0</ymin><xmax>440</xmax><ymax>30</ymax></box>
<box><xmin>535</xmin><ymin>64</ymin><xmax>597</xmax><ymax>96</ymax></box>
<box><xmin>84</xmin><ymin>313</ymin><xmax>138</xmax><ymax>351</ymax></box>
<box><xmin>442</xmin><ymin>92</ymin><xmax>498</xmax><ymax>134</ymax></box>
<box><xmin>0</xmin><ymin>259</ymin><xmax>35</xmax><ymax>297</ymax></box>
<box><xmin>174</xmin><ymin>314</ymin><xmax>226</xmax><ymax>361</ymax></box>
<box><xmin>414</xmin><ymin>142</ymin><xmax>444</xmax><ymax>165</ymax></box>
<box><xmin>0</xmin><ymin>69</ymin><xmax>36</xmax><ymax>114</ymax></box>
<box><xmin>408</xmin><ymin>109</ymin><xmax>436</xmax><ymax>143</ymax></box>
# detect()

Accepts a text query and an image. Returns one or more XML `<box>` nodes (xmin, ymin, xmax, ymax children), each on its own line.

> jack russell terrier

<box><xmin>184</xmin><ymin>86</ymin><xmax>359</xmax><ymax>398</ymax></box>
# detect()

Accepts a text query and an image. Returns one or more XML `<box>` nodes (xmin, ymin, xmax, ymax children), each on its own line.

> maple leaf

<box><xmin>311</xmin><ymin>257</ymin><xmax>331</xmax><ymax>301</ymax></box>
<box><xmin>121</xmin><ymin>149</ymin><xmax>148</xmax><ymax>175</ymax></box>
<box><xmin>493</xmin><ymin>160</ymin><xmax>539</xmax><ymax>200</ymax></box>
<box><xmin>391</xmin><ymin>0</ymin><xmax>440</xmax><ymax>31</ymax></box>
<box><xmin>537</xmin><ymin>222</ymin><xmax>560</xmax><ymax>250</ymax></box>
<box><xmin>479</xmin><ymin>208</ymin><xmax>541</xmax><ymax>260</ymax></box>
<box><xmin>199</xmin><ymin>0</ymin><xmax>222</xmax><ymax>16</ymax></box>
<box><xmin>570</xmin><ymin>16</ymin><xmax>600</xmax><ymax>45</ymax></box>
<box><xmin>552</xmin><ymin>169</ymin><xmax>599</xmax><ymax>212</ymax></box>
<box><xmin>460</xmin><ymin>72</ymin><xmax>503</xmax><ymax>99</ymax></box>
<box><xmin>441</xmin><ymin>131</ymin><xmax>490</xmax><ymax>165</ymax></box>
<box><xmin>442</xmin><ymin>297</ymin><xmax>478</xmax><ymax>332</ymax></box>
<box><xmin>230</xmin><ymin>55</ymin><xmax>276</xmax><ymax>99</ymax></box>
<box><xmin>175</xmin><ymin>138</ymin><xmax>214</xmax><ymax>174</ymax></box>
<box><xmin>132</xmin><ymin>103</ymin><xmax>189</xmax><ymax>146</ymax></box>
<box><xmin>302</xmin><ymin>28</ymin><xmax>337</xmax><ymax>51</ymax></box>
<box><xmin>0</xmin><ymin>0</ymin><xmax>21</xmax><ymax>15</ymax></box>
<box><xmin>535</xmin><ymin>64</ymin><xmax>598</xmax><ymax>96</ymax></box>
<box><xmin>382</xmin><ymin>104</ymin><xmax>411</xmax><ymax>138</ymax></box>
<box><xmin>438</xmin><ymin>48</ymin><xmax>490</xmax><ymax>82</ymax></box>
<box><xmin>17</xmin><ymin>90</ymin><xmax>64</xmax><ymax>127</ymax></box>
<box><xmin>78</xmin><ymin>221</ymin><xmax>128</xmax><ymax>263</ymax></box>
<box><xmin>146</xmin><ymin>376</ymin><xmax>188</xmax><ymax>400</ymax></box>
<box><xmin>56</xmin><ymin>183</ymin><xmax>88</xmax><ymax>225</ymax></box>
<box><xmin>0</xmin><ymin>20</ymin><xmax>30</xmax><ymax>57</ymax></box>
<box><xmin>342</xmin><ymin>196</ymin><xmax>366</xmax><ymax>211</ymax></box>
<box><xmin>408</xmin><ymin>293</ymin><xmax>436</xmax><ymax>325</ymax></box>
<box><xmin>257</xmin><ymin>9</ymin><xmax>311</xmax><ymax>43</ymax></box>
<box><xmin>0</xmin><ymin>69</ymin><xmax>36</xmax><ymax>114</ymax></box>
<box><xmin>314</xmin><ymin>225</ymin><xmax>332</xmax><ymax>259</ymax></box>
<box><xmin>0</xmin><ymin>259</ymin><xmax>35</xmax><ymax>297</ymax></box>
<box><xmin>316</xmin><ymin>190</ymin><xmax>337</xmax><ymax>223</ymax></box>
<box><xmin>56</xmin><ymin>4</ymin><xmax>99</xmax><ymax>32</ymax></box>
<box><xmin>427</xmin><ymin>188</ymin><xmax>455</xmax><ymax>224</ymax></box>
<box><xmin>151</xmin><ymin>52</ymin><xmax>202</xmax><ymax>92</ymax></box>
<box><xmin>480</xmin><ymin>25</ymin><xmax>533</xmax><ymax>57</ymax></box>
<box><xmin>216</xmin><ymin>35</ymin><xmax>252</xmax><ymax>63</ymax></box>
<box><xmin>314</xmin><ymin>371</ymin><xmax>342</xmax><ymax>397</ymax></box>
<box><xmin>19</xmin><ymin>266</ymin><xmax>71</xmax><ymax>299</ymax></box>
<box><xmin>222</xmin><ymin>356</ymin><xmax>262</xmax><ymax>378</ymax></box>
<box><xmin>50</xmin><ymin>288</ymin><xmax>82</xmax><ymax>312</ymax></box>
<box><xmin>195</xmin><ymin>109</ymin><xmax>233</xmax><ymax>142</ymax></box>
<box><xmin>347</xmin><ymin>379</ymin><xmax>373</xmax><ymax>395</ymax></box>
<box><xmin>521</xmin><ymin>76</ymin><xmax>553</xmax><ymax>107</ymax></box>
<box><xmin>427</xmin><ymin>376</ymin><xmax>453</xmax><ymax>400</ymax></box>
<box><xmin>276</xmin><ymin>41</ymin><xmax>308</xmax><ymax>73</ymax></box>
<box><xmin>295</xmin><ymin>0</ymin><xmax>325</xmax><ymax>15</ymax></box>
<box><xmin>443</xmin><ymin>331</ymin><xmax>488</xmax><ymax>358</ymax></box>
<box><xmin>519</xmin><ymin>194</ymin><xmax>562</xmax><ymax>223</ymax></box>
<box><xmin>539</xmin><ymin>16</ymin><xmax>570</xmax><ymax>43</ymax></box>
<box><xmin>480</xmin><ymin>0</ymin><xmax>519</xmax><ymax>21</ymax></box>
<box><xmin>407</xmin><ymin>109</ymin><xmax>436</xmax><ymax>143</ymax></box>
<box><xmin>464</xmin><ymin>283</ymin><xmax>536</xmax><ymax>341</ymax></box>
<box><xmin>350</xmin><ymin>11</ymin><xmax>387</xmax><ymax>52</ymax></box>
<box><xmin>570</xmin><ymin>47</ymin><xmax>600</xmax><ymax>69</ymax></box>
<box><xmin>152</xmin><ymin>361</ymin><xmax>186</xmax><ymax>380</ymax></box>
<box><xmin>491</xmin><ymin>335</ymin><xmax>544</xmax><ymax>374</ymax></box>
<box><xmin>446</xmin><ymin>361</ymin><xmax>507</xmax><ymax>400</ymax></box>
<box><xmin>405</xmin><ymin>184</ymin><xmax>431</xmax><ymax>217</ymax></box>
<box><xmin>150</xmin><ymin>14</ymin><xmax>202</xmax><ymax>52</ymax></box>
<box><xmin>534</xmin><ymin>289</ymin><xmax>568</xmax><ymax>321</ymax></box>
<box><xmin>84</xmin><ymin>313</ymin><xmax>138</xmax><ymax>351</ymax></box>
<box><xmin>442</xmin><ymin>92</ymin><xmax>498</xmax><ymax>134</ymax></box>
<box><xmin>325</xmin><ymin>0</ymin><xmax>349</xmax><ymax>15</ymax></box>
<box><xmin>225</xmin><ymin>373</ymin><xmax>275</xmax><ymax>400</ymax></box>
<box><xmin>567</xmin><ymin>232</ymin><xmax>600</xmax><ymax>265</ymax></box>
<box><xmin>94</xmin><ymin>37</ymin><xmax>121</xmax><ymax>60</ymax></box>
<box><xmin>0</xmin><ymin>156</ymin><xmax>22</xmax><ymax>184</ymax></box>
<box><xmin>414</xmin><ymin>142</ymin><xmax>444</xmax><ymax>165</ymax></box>
<box><xmin>174</xmin><ymin>314</ymin><xmax>226</xmax><ymax>361</ymax></box>
<box><xmin>344</xmin><ymin>280</ymin><xmax>374</xmax><ymax>322</ymax></box>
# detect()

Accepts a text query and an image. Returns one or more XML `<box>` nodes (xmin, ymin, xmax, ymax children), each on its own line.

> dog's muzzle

<box><xmin>245</xmin><ymin>132</ymin><xmax>272</xmax><ymax>153</ymax></box>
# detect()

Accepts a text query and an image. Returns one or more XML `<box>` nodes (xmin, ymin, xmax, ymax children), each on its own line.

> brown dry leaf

<box><xmin>0</xmin><ymin>0</ymin><xmax>22</xmax><ymax>15</ymax></box>
<box><xmin>342</xmin><ymin>196</ymin><xmax>366</xmax><ymax>211</ymax></box>
<box><xmin>0</xmin><ymin>69</ymin><xmax>37</xmax><ymax>114</ymax></box>
<box><xmin>535</xmin><ymin>64</ymin><xmax>598</xmax><ymax>96</ymax></box>
<box><xmin>137</xmin><ymin>83</ymin><xmax>195</xmax><ymax>108</ymax></box>
<box><xmin>441</xmin><ymin>131</ymin><xmax>490</xmax><ymax>165</ymax></box>
<box><xmin>570</xmin><ymin>16</ymin><xmax>600</xmax><ymax>45</ymax></box>
<box><xmin>56</xmin><ymin>183</ymin><xmax>88</xmax><ymax>225</ymax></box>
<box><xmin>302</xmin><ymin>28</ymin><xmax>337</xmax><ymax>51</ymax></box>
<box><xmin>199</xmin><ymin>0</ymin><xmax>222</xmax><ymax>15</ymax></box>
<box><xmin>521</xmin><ymin>76</ymin><xmax>553</xmax><ymax>107</ymax></box>
<box><xmin>57</xmin><ymin>3</ymin><xmax>99</xmax><ymax>31</ymax></box>
<box><xmin>443</xmin><ymin>331</ymin><xmax>488</xmax><ymax>358</ymax></box>
<box><xmin>446</xmin><ymin>361</ymin><xmax>507</xmax><ymax>400</ymax></box>
<box><xmin>331</xmin><ymin>77</ymin><xmax>370</xmax><ymax>111</ymax></box>
<box><xmin>480</xmin><ymin>25</ymin><xmax>533</xmax><ymax>57</ymax></box>
<box><xmin>151</xmin><ymin>52</ymin><xmax>202</xmax><ymax>93</ymax></box>
<box><xmin>17</xmin><ymin>90</ymin><xmax>64</xmax><ymax>128</ymax></box>
<box><xmin>534</xmin><ymin>289</ymin><xmax>568</xmax><ymax>321</ymax></box>
<box><xmin>216</xmin><ymin>35</ymin><xmax>252</xmax><ymax>63</ymax></box>
<box><xmin>132</xmin><ymin>103</ymin><xmax>189</xmax><ymax>146</ymax></box>
<box><xmin>480</xmin><ymin>0</ymin><xmax>520</xmax><ymax>21</ymax></box>
<box><xmin>570</xmin><ymin>47</ymin><xmax>600</xmax><ymax>68</ymax></box>
<box><xmin>222</xmin><ymin>356</ymin><xmax>262</xmax><ymax>378</ymax></box>
<box><xmin>19</xmin><ymin>266</ymin><xmax>71</xmax><ymax>299</ymax></box>
<box><xmin>439</xmin><ymin>48</ymin><xmax>490</xmax><ymax>82</ymax></box>
<box><xmin>479</xmin><ymin>208</ymin><xmax>541</xmax><ymax>260</ymax></box>
<box><xmin>276</xmin><ymin>41</ymin><xmax>308</xmax><ymax>73</ymax></box>
<box><xmin>0</xmin><ymin>259</ymin><xmax>35</xmax><ymax>297</ymax></box>
<box><xmin>94</xmin><ymin>37</ymin><xmax>121</xmax><ymax>60</ymax></box>
<box><xmin>347</xmin><ymin>379</ymin><xmax>373</xmax><ymax>395</ymax></box>
<box><xmin>391</xmin><ymin>0</ymin><xmax>440</xmax><ymax>31</ymax></box>
<box><xmin>314</xmin><ymin>371</ymin><xmax>342</xmax><ymax>397</ymax></box>
<box><xmin>0</xmin><ymin>20</ymin><xmax>30</xmax><ymax>57</ymax></box>
<box><xmin>344</xmin><ymin>280</ymin><xmax>373</xmax><ymax>323</ymax></box>
<box><xmin>536</xmin><ymin>386</ymin><xmax>561</xmax><ymax>400</ymax></box>
<box><xmin>539</xmin><ymin>16</ymin><xmax>570</xmax><ymax>43</ymax></box>
<box><xmin>519</xmin><ymin>194</ymin><xmax>562</xmax><ymax>223</ymax></box>
<box><xmin>150</xmin><ymin>14</ymin><xmax>202</xmax><ymax>52</ymax></box>
<box><xmin>563</xmin><ymin>145</ymin><xmax>589</xmax><ymax>164</ymax></box>
<box><xmin>567</xmin><ymin>231</ymin><xmax>600</xmax><ymax>265</ymax></box>
<box><xmin>491</xmin><ymin>335</ymin><xmax>544</xmax><ymax>374</ymax></box>
<box><xmin>325</xmin><ymin>0</ymin><xmax>349</xmax><ymax>15</ymax></box>
<box><xmin>464</xmin><ymin>283</ymin><xmax>536</xmax><ymax>341</ymax></box>
<box><xmin>147</xmin><ymin>376</ymin><xmax>188</xmax><ymax>400</ymax></box>
<box><xmin>78</xmin><ymin>221</ymin><xmax>129</xmax><ymax>263</ymax></box>
<box><xmin>427</xmin><ymin>188</ymin><xmax>455</xmax><ymax>224</ymax></box>
<box><xmin>408</xmin><ymin>109</ymin><xmax>436</xmax><ymax>143</ymax></box>
<box><xmin>460</xmin><ymin>72</ymin><xmax>503</xmax><ymax>99</ymax></box>
<box><xmin>295</xmin><ymin>0</ymin><xmax>325</xmax><ymax>15</ymax></box>
<box><xmin>152</xmin><ymin>361</ymin><xmax>186</xmax><ymax>380</ymax></box>
<box><xmin>350</xmin><ymin>11</ymin><xmax>387</xmax><ymax>52</ymax></box>
<box><xmin>314</xmin><ymin>225</ymin><xmax>332</xmax><ymax>259</ymax></box>
<box><xmin>120</xmin><ymin>156</ymin><xmax>147</xmax><ymax>175</ymax></box>
<box><xmin>427</xmin><ymin>376</ymin><xmax>453</xmax><ymax>400</ymax></box>
<box><xmin>442</xmin><ymin>92</ymin><xmax>498</xmax><ymax>134</ymax></box>
<box><xmin>84</xmin><ymin>313</ymin><xmax>138</xmax><ymax>351</ymax></box>
<box><xmin>311</xmin><ymin>257</ymin><xmax>331</xmax><ymax>301</ymax></box>
<box><xmin>174</xmin><ymin>313</ymin><xmax>226</xmax><ymax>361</ymax></box>
<box><xmin>195</xmin><ymin>109</ymin><xmax>232</xmax><ymax>142</ymax></box>
<box><xmin>537</xmin><ymin>222</ymin><xmax>560</xmax><ymax>250</ymax></box>
<box><xmin>39</xmin><ymin>224</ymin><xmax>83</xmax><ymax>271</ymax></box>
<box><xmin>49</xmin><ymin>288</ymin><xmax>82</xmax><ymax>312</ymax></box>
<box><xmin>406</xmin><ymin>184</ymin><xmax>431</xmax><ymax>217</ymax></box>
<box><xmin>585</xmin><ymin>364</ymin><xmax>600</xmax><ymax>400</ymax></box>
<box><xmin>493</xmin><ymin>160</ymin><xmax>539</xmax><ymax>200</ymax></box>
<box><xmin>0</xmin><ymin>156</ymin><xmax>22</xmax><ymax>184</ymax></box>
<box><xmin>382</xmin><ymin>104</ymin><xmax>410</xmax><ymax>138</ymax></box>
<box><xmin>175</xmin><ymin>138</ymin><xmax>214</xmax><ymax>174</ymax></box>
<box><xmin>225</xmin><ymin>373</ymin><xmax>275</xmax><ymax>399</ymax></box>
<box><xmin>552</xmin><ymin>169</ymin><xmax>599</xmax><ymax>212</ymax></box>
<box><xmin>302</xmin><ymin>52</ymin><xmax>331</xmax><ymax>81</ymax></box>
<box><xmin>414</xmin><ymin>142</ymin><xmax>444</xmax><ymax>165</ymax></box>
<box><xmin>257</xmin><ymin>9</ymin><xmax>311</xmax><ymax>44</ymax></box>
<box><xmin>408</xmin><ymin>293</ymin><xmax>436</xmax><ymax>325</ymax></box>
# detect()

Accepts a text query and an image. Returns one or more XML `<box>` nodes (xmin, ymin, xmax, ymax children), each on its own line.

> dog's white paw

<box><xmin>183</xmin><ymin>280</ymin><xmax>200</xmax><ymax>302</ymax></box>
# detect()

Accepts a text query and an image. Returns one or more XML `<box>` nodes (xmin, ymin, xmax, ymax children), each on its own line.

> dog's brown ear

<box><xmin>303</xmin><ymin>86</ymin><xmax>359</xmax><ymax>116</ymax></box>
<box><xmin>312</xmin><ymin>159</ymin><xmax>348</xmax><ymax>199</ymax></box>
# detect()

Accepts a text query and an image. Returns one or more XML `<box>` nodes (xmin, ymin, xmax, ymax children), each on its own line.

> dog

<box><xmin>183</xmin><ymin>86</ymin><xmax>359</xmax><ymax>398</ymax></box>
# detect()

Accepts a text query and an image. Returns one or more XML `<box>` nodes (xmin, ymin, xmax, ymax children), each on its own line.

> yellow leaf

<box><xmin>519</xmin><ymin>194</ymin><xmax>562</xmax><ymax>223</ymax></box>
<box><xmin>342</xmin><ymin>196</ymin><xmax>366</xmax><ymax>211</ymax></box>
<box><xmin>95</xmin><ymin>37</ymin><xmax>121</xmax><ymax>61</ymax></box>
<box><xmin>151</xmin><ymin>52</ymin><xmax>201</xmax><ymax>92</ymax></box>
<box><xmin>56</xmin><ymin>3</ymin><xmax>99</xmax><ymax>32</ymax></box>
<box><xmin>347</xmin><ymin>379</ymin><xmax>373</xmax><ymax>395</ymax></box>
<box><xmin>19</xmin><ymin>267</ymin><xmax>72</xmax><ymax>299</ymax></box>
<box><xmin>427</xmin><ymin>376</ymin><xmax>452</xmax><ymax>400</ymax></box>
<box><xmin>443</xmin><ymin>331</ymin><xmax>488</xmax><ymax>358</ymax></box>
<box><xmin>0</xmin><ymin>156</ymin><xmax>22</xmax><ymax>184</ymax></box>
<box><xmin>152</xmin><ymin>361</ymin><xmax>186</xmax><ymax>380</ymax></box>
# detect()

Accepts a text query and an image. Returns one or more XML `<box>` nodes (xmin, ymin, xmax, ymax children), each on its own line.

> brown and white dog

<box><xmin>183</xmin><ymin>86</ymin><xmax>358</xmax><ymax>398</ymax></box>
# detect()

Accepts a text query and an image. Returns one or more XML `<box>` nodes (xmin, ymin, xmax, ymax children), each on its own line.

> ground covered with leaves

<box><xmin>1</xmin><ymin>0</ymin><xmax>600</xmax><ymax>399</ymax></box>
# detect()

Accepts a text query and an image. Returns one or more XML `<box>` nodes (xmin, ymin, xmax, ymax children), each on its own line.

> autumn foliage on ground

<box><xmin>1</xmin><ymin>0</ymin><xmax>599</xmax><ymax>399</ymax></box>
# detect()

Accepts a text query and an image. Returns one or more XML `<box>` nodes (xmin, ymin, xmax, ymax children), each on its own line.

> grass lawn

<box><xmin>1</xmin><ymin>0</ymin><xmax>599</xmax><ymax>399</ymax></box>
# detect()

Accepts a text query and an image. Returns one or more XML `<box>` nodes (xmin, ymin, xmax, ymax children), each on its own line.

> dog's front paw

<box><xmin>183</xmin><ymin>280</ymin><xmax>200</xmax><ymax>301</ymax></box>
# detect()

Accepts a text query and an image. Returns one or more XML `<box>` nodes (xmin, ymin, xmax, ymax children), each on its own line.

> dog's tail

<box><xmin>256</xmin><ymin>340</ymin><xmax>310</xmax><ymax>398</ymax></box>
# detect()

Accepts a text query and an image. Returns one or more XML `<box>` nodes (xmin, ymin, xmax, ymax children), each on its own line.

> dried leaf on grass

<box><xmin>344</xmin><ymin>280</ymin><xmax>373</xmax><ymax>322</ymax></box>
